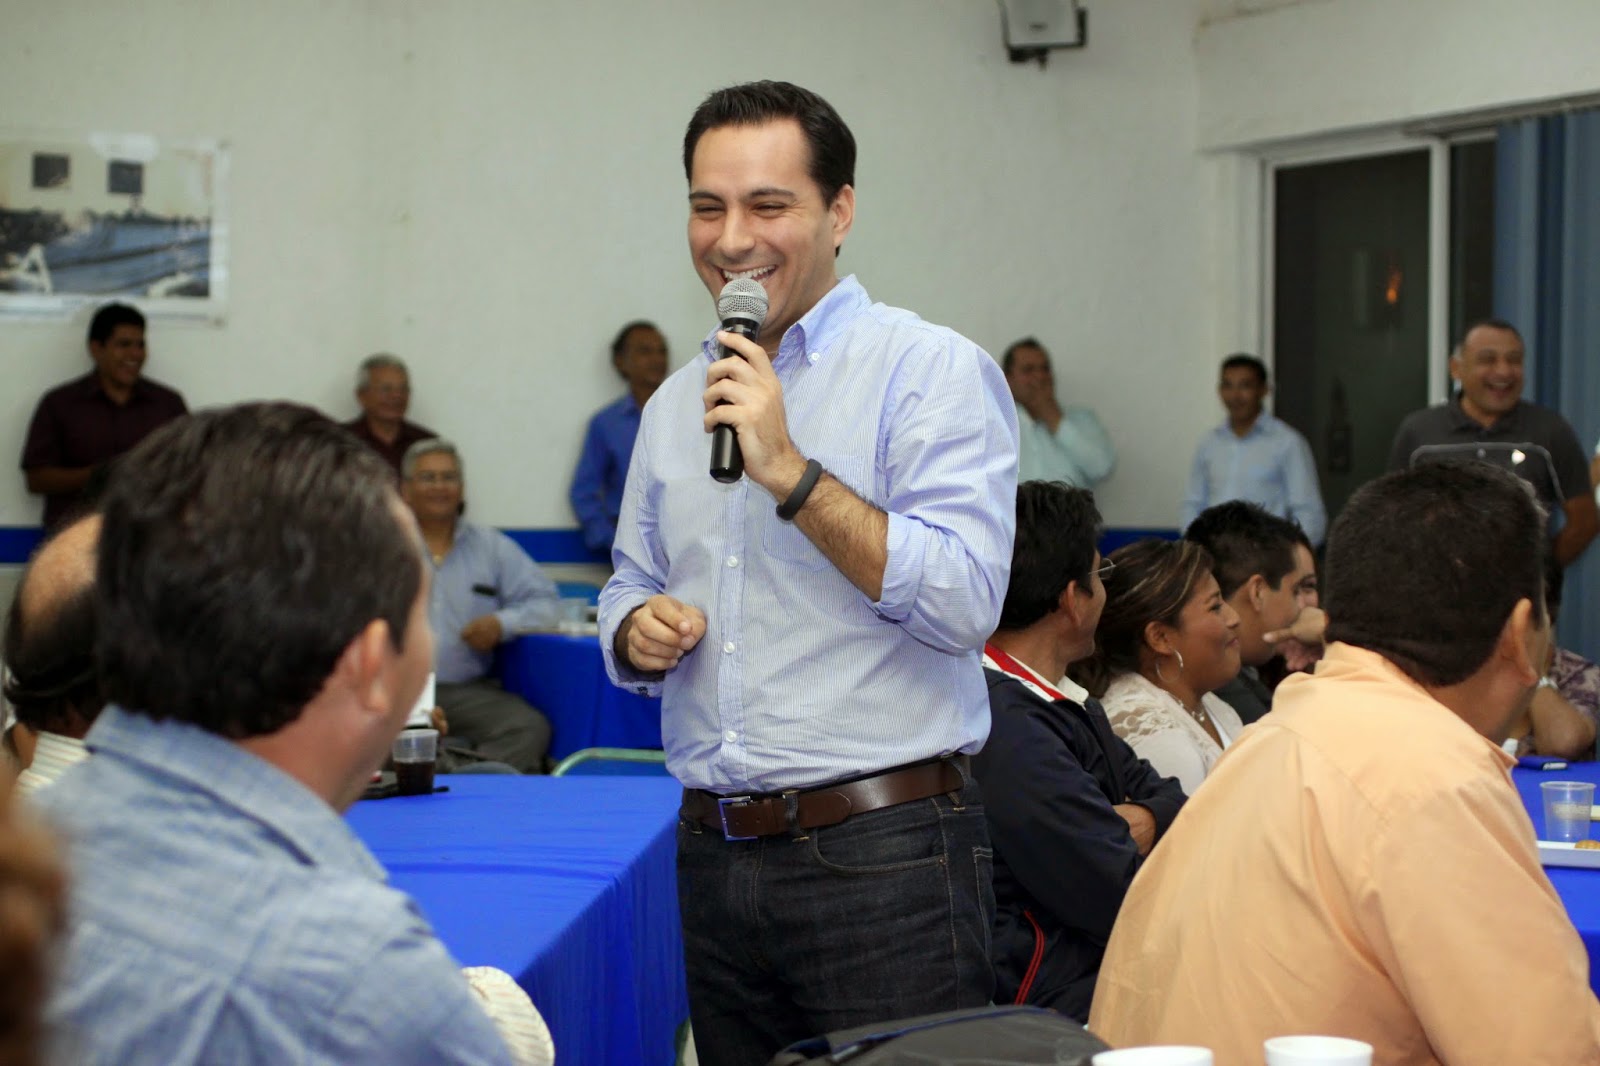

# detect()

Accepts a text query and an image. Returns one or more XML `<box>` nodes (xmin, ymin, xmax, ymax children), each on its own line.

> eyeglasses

<box><xmin>409</xmin><ymin>471</ymin><xmax>461</xmax><ymax>485</ymax></box>
<box><xmin>1095</xmin><ymin>558</ymin><xmax>1117</xmax><ymax>582</ymax></box>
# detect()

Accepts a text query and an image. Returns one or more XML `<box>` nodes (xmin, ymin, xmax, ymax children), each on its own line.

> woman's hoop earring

<box><xmin>1174</xmin><ymin>650</ymin><xmax>1185</xmax><ymax>672</ymax></box>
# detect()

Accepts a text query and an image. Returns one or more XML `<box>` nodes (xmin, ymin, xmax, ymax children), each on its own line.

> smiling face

<box><xmin>1218</xmin><ymin>365</ymin><xmax>1267</xmax><ymax>427</ymax></box>
<box><xmin>1160</xmin><ymin>572</ymin><xmax>1242</xmax><ymax>694</ymax></box>
<box><xmin>88</xmin><ymin>324</ymin><xmax>147</xmax><ymax>394</ymax></box>
<box><xmin>401</xmin><ymin>451</ymin><xmax>462</xmax><ymax>526</ymax></box>
<box><xmin>688</xmin><ymin>119</ymin><xmax>854</xmax><ymax>352</ymax></box>
<box><xmin>1452</xmin><ymin>324</ymin><xmax>1524</xmax><ymax>425</ymax></box>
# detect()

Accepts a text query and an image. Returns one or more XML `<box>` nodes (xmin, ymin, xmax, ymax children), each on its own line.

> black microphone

<box><xmin>709</xmin><ymin>278</ymin><xmax>769</xmax><ymax>483</ymax></box>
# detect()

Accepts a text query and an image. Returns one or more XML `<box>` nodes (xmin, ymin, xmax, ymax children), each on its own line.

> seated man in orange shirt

<box><xmin>1090</xmin><ymin>461</ymin><xmax>1600</xmax><ymax>1064</ymax></box>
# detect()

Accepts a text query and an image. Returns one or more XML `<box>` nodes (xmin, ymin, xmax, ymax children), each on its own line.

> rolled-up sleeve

<box><xmin>876</xmin><ymin>338</ymin><xmax>1018</xmax><ymax>654</ymax></box>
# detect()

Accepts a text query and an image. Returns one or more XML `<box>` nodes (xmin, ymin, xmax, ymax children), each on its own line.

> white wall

<box><xmin>0</xmin><ymin>0</ymin><xmax>1218</xmax><ymax>533</ymax></box>
<box><xmin>1196</xmin><ymin>0</ymin><xmax>1600</xmax><ymax>149</ymax></box>
<box><xmin>9</xmin><ymin>1</ymin><xmax>1595</xmax><ymax>536</ymax></box>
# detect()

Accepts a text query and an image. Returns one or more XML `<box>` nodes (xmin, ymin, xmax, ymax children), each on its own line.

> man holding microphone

<box><xmin>599</xmin><ymin>81</ymin><xmax>1018</xmax><ymax>1064</ymax></box>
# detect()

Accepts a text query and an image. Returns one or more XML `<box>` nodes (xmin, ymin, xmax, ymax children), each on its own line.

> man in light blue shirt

<box><xmin>36</xmin><ymin>404</ymin><xmax>515</xmax><ymax>1066</ymax></box>
<box><xmin>1003</xmin><ymin>337</ymin><xmax>1116</xmax><ymax>487</ymax></box>
<box><xmin>569</xmin><ymin>321</ymin><xmax>669</xmax><ymax>553</ymax></box>
<box><xmin>403</xmin><ymin>439</ymin><xmax>560</xmax><ymax>773</ymax></box>
<box><xmin>1181</xmin><ymin>353</ymin><xmax>1326</xmax><ymax>546</ymax></box>
<box><xmin>599</xmin><ymin>81</ymin><xmax>1017</xmax><ymax>1066</ymax></box>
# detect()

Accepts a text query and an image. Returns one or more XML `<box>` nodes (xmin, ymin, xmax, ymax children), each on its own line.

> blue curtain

<box><xmin>1495</xmin><ymin>110</ymin><xmax>1600</xmax><ymax>661</ymax></box>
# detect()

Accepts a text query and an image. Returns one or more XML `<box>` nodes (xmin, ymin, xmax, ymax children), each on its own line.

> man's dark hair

<box><xmin>1001</xmin><ymin>337</ymin><xmax>1046</xmax><ymax>375</ymax></box>
<box><xmin>610</xmin><ymin>320</ymin><xmax>661</xmax><ymax>370</ymax></box>
<box><xmin>996</xmin><ymin>481</ymin><xmax>1102</xmax><ymax>632</ymax></box>
<box><xmin>1219</xmin><ymin>353</ymin><xmax>1268</xmax><ymax>386</ymax></box>
<box><xmin>1325</xmin><ymin>461</ymin><xmax>1545</xmax><ymax>687</ymax></box>
<box><xmin>683</xmin><ymin>80</ymin><xmax>856</xmax><ymax>208</ymax></box>
<box><xmin>1457</xmin><ymin>317</ymin><xmax>1523</xmax><ymax>350</ymax></box>
<box><xmin>95</xmin><ymin>403</ymin><xmax>422</xmax><ymax>739</ymax></box>
<box><xmin>87</xmin><ymin>303</ymin><xmax>144</xmax><ymax>345</ymax></box>
<box><xmin>2</xmin><ymin>543</ymin><xmax>100</xmax><ymax>738</ymax></box>
<box><xmin>1184</xmin><ymin>501</ymin><xmax>1302</xmax><ymax>600</ymax></box>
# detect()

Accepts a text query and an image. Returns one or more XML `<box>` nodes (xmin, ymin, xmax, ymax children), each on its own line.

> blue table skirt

<box><xmin>348</xmin><ymin>775</ymin><xmax>688</xmax><ymax>1066</ymax></box>
<box><xmin>500</xmin><ymin>632</ymin><xmax>663</xmax><ymax>759</ymax></box>
<box><xmin>1513</xmin><ymin>762</ymin><xmax>1600</xmax><ymax>997</ymax></box>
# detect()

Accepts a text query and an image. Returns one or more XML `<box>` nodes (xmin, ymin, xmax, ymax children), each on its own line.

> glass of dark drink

<box><xmin>391</xmin><ymin>728</ymin><xmax>439</xmax><ymax>796</ymax></box>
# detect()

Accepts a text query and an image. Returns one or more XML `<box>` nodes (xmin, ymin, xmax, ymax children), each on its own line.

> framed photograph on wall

<box><xmin>0</xmin><ymin>130</ymin><xmax>228</xmax><ymax>318</ymax></box>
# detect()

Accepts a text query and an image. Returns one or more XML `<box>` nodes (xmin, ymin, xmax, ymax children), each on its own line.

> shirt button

<box><xmin>808</xmin><ymin>351</ymin><xmax>820</xmax><ymax>364</ymax></box>
<box><xmin>723</xmin><ymin>729</ymin><xmax>738</xmax><ymax>743</ymax></box>
<box><xmin>726</xmin><ymin>555</ymin><xmax>739</xmax><ymax>568</ymax></box>
<box><xmin>723</xmin><ymin>641</ymin><xmax>736</xmax><ymax>654</ymax></box>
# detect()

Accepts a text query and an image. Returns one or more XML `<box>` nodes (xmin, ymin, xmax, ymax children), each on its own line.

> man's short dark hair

<box><xmin>997</xmin><ymin>481</ymin><xmax>1102</xmax><ymax>632</ymax></box>
<box><xmin>1184</xmin><ymin>501</ymin><xmax>1303</xmax><ymax>600</ymax></box>
<box><xmin>2</xmin><ymin>561</ymin><xmax>99</xmax><ymax>738</ymax></box>
<box><xmin>1001</xmin><ymin>337</ymin><xmax>1048</xmax><ymax>375</ymax></box>
<box><xmin>95</xmin><ymin>403</ymin><xmax>422</xmax><ymax>740</ymax></box>
<box><xmin>87</xmin><ymin>303</ymin><xmax>144</xmax><ymax>345</ymax></box>
<box><xmin>1325</xmin><ymin>461</ymin><xmax>1545</xmax><ymax>687</ymax></box>
<box><xmin>1219</xmin><ymin>353</ymin><xmax>1268</xmax><ymax>386</ymax></box>
<box><xmin>683</xmin><ymin>80</ymin><xmax>856</xmax><ymax>208</ymax></box>
<box><xmin>1457</xmin><ymin>317</ymin><xmax>1523</xmax><ymax>350</ymax></box>
<box><xmin>611</xmin><ymin>320</ymin><xmax>660</xmax><ymax>363</ymax></box>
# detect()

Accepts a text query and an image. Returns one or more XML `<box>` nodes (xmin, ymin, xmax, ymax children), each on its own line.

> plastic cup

<box><xmin>1264</xmin><ymin>1035</ymin><xmax>1373</xmax><ymax>1065</ymax></box>
<box><xmin>392</xmin><ymin>728</ymin><xmax>439</xmax><ymax>796</ymax></box>
<box><xmin>1092</xmin><ymin>1049</ymin><xmax>1213</xmax><ymax>1066</ymax></box>
<box><xmin>558</xmin><ymin>597</ymin><xmax>590</xmax><ymax>634</ymax></box>
<box><xmin>1542</xmin><ymin>781</ymin><xmax>1595</xmax><ymax>842</ymax></box>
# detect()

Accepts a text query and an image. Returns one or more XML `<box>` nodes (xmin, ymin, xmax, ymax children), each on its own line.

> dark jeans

<box><xmin>677</xmin><ymin>780</ymin><xmax>995</xmax><ymax>1066</ymax></box>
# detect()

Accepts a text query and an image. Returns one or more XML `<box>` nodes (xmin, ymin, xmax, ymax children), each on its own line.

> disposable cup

<box><xmin>392</xmin><ymin>728</ymin><xmax>439</xmax><ymax>796</ymax></box>
<box><xmin>1264</xmin><ymin>1035</ymin><xmax>1373</xmax><ymax>1065</ymax></box>
<box><xmin>1542</xmin><ymin>780</ymin><xmax>1595</xmax><ymax>842</ymax></box>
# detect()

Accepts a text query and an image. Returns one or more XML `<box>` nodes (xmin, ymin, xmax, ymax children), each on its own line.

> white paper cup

<box><xmin>1092</xmin><ymin>1048</ymin><xmax>1213</xmax><ymax>1066</ymax></box>
<box><xmin>1264</xmin><ymin>1035</ymin><xmax>1373</xmax><ymax>1065</ymax></box>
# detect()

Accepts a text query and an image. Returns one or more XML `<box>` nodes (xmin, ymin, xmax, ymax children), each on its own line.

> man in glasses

<box><xmin>401</xmin><ymin>438</ymin><xmax>559</xmax><ymax>773</ymax></box>
<box><xmin>345</xmin><ymin>352</ymin><xmax>436</xmax><ymax>477</ymax></box>
<box><xmin>974</xmin><ymin>480</ymin><xmax>1185</xmax><ymax>1021</ymax></box>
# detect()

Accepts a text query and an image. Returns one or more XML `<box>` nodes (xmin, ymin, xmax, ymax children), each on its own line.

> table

<box><xmin>348</xmin><ymin>775</ymin><xmax>688</xmax><ymax>1066</ymax></box>
<box><xmin>500</xmin><ymin>632</ymin><xmax>663</xmax><ymax>759</ymax></box>
<box><xmin>1513</xmin><ymin>761</ymin><xmax>1600</xmax><ymax>996</ymax></box>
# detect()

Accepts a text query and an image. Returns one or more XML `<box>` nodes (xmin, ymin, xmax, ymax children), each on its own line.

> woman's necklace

<box><xmin>1182</xmin><ymin>698</ymin><xmax>1211</xmax><ymax>729</ymax></box>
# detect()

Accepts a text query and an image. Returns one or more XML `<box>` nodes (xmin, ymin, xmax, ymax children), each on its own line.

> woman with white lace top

<box><xmin>1069</xmin><ymin>538</ymin><xmax>1244</xmax><ymax>796</ymax></box>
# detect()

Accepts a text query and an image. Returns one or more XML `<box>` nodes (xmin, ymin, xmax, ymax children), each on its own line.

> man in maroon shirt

<box><xmin>21</xmin><ymin>303</ymin><xmax>188</xmax><ymax>530</ymax></box>
<box><xmin>341</xmin><ymin>353</ymin><xmax>436</xmax><ymax>477</ymax></box>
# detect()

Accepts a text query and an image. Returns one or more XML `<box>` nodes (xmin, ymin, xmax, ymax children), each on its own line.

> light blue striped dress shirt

<box><xmin>1180</xmin><ymin>412</ymin><xmax>1328</xmax><ymax>546</ymax></box>
<box><xmin>599</xmin><ymin>276</ymin><xmax>1019</xmax><ymax>794</ymax></box>
<box><xmin>35</xmin><ymin>707</ymin><xmax>514</xmax><ymax>1065</ymax></box>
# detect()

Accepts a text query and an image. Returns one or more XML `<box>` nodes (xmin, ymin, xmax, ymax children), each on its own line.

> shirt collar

<box><xmin>1218</xmin><ymin>411</ymin><xmax>1275</xmax><ymax>439</ymax></box>
<box><xmin>699</xmin><ymin>275</ymin><xmax>869</xmax><ymax>368</ymax></box>
<box><xmin>78</xmin><ymin>372</ymin><xmax>150</xmax><ymax>403</ymax></box>
<box><xmin>983</xmin><ymin>643</ymin><xmax>1091</xmax><ymax>706</ymax></box>
<box><xmin>1449</xmin><ymin>393</ymin><xmax>1523</xmax><ymax>433</ymax></box>
<box><xmin>84</xmin><ymin>706</ymin><xmax>387</xmax><ymax>880</ymax></box>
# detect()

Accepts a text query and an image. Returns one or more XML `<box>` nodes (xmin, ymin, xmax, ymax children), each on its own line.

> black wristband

<box><xmin>776</xmin><ymin>459</ymin><xmax>823</xmax><ymax>521</ymax></box>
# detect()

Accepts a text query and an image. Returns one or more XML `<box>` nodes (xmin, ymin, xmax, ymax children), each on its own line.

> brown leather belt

<box><xmin>682</xmin><ymin>755</ymin><xmax>968</xmax><ymax>841</ymax></box>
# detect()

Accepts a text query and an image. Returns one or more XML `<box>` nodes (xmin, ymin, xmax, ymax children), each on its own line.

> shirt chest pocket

<box><xmin>762</xmin><ymin>455</ymin><xmax>871</xmax><ymax>571</ymax></box>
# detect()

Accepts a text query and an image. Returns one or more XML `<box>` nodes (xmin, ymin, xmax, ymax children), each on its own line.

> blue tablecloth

<box><xmin>500</xmin><ymin>632</ymin><xmax>663</xmax><ymax>759</ymax></box>
<box><xmin>1513</xmin><ymin>762</ymin><xmax>1600</xmax><ymax>996</ymax></box>
<box><xmin>348</xmin><ymin>775</ymin><xmax>688</xmax><ymax>1066</ymax></box>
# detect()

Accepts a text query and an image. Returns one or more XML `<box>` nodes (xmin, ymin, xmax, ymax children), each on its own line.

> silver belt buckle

<box><xmin>716</xmin><ymin>795</ymin><xmax>757</xmax><ymax>841</ymax></box>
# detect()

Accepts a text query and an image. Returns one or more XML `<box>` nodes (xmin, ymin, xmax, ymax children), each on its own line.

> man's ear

<box><xmin>1496</xmin><ymin>597</ymin><xmax>1545</xmax><ymax>687</ymax></box>
<box><xmin>1243</xmin><ymin>573</ymin><xmax>1268</xmax><ymax>614</ymax></box>
<box><xmin>332</xmin><ymin>619</ymin><xmax>394</xmax><ymax>718</ymax></box>
<box><xmin>1058</xmin><ymin>581</ymin><xmax>1084</xmax><ymax>627</ymax></box>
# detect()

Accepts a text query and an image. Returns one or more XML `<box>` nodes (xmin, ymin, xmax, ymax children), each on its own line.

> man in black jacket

<box><xmin>975</xmin><ymin>481</ymin><xmax>1186</xmax><ymax>1021</ymax></box>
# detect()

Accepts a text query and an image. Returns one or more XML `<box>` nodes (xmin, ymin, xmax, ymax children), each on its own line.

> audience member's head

<box><xmin>1217</xmin><ymin>353</ymin><xmax>1268</xmax><ymax>428</ymax></box>
<box><xmin>995</xmin><ymin>481</ymin><xmax>1104</xmax><ymax>661</ymax></box>
<box><xmin>1001</xmin><ymin>338</ymin><xmax>1055</xmax><ymax>413</ymax></box>
<box><xmin>610</xmin><ymin>321</ymin><xmax>669</xmax><ymax>402</ymax></box>
<box><xmin>1450</xmin><ymin>318</ymin><xmax>1524</xmax><ymax>422</ymax></box>
<box><xmin>1072</xmin><ymin>538</ymin><xmax>1240</xmax><ymax>700</ymax></box>
<box><xmin>0</xmin><ymin>786</ymin><xmax>64</xmax><ymax>1066</ymax></box>
<box><xmin>1184</xmin><ymin>501</ymin><xmax>1315</xmax><ymax>668</ymax></box>
<box><xmin>2</xmin><ymin>515</ymin><xmax>104</xmax><ymax>741</ymax></box>
<box><xmin>96</xmin><ymin>402</ymin><xmax>431</xmax><ymax>808</ymax></box>
<box><xmin>354</xmin><ymin>352</ymin><xmax>412</xmax><ymax>429</ymax></box>
<box><xmin>400</xmin><ymin>438</ymin><xmax>464</xmax><ymax>527</ymax></box>
<box><xmin>85</xmin><ymin>302</ymin><xmax>147</xmax><ymax>394</ymax></box>
<box><xmin>1325</xmin><ymin>461</ymin><xmax>1546</xmax><ymax>733</ymax></box>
